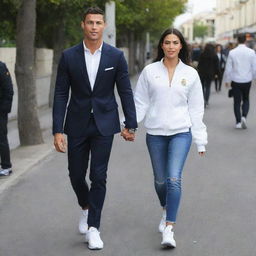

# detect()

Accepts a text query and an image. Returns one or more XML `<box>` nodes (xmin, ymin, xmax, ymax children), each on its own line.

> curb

<box><xmin>0</xmin><ymin>143</ymin><xmax>54</xmax><ymax>195</ymax></box>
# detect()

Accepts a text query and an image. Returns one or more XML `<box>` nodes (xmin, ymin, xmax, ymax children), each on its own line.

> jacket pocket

<box><xmin>104</xmin><ymin>101</ymin><xmax>118</xmax><ymax>112</ymax></box>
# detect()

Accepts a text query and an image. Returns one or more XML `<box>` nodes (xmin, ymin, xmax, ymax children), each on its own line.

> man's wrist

<box><xmin>127</xmin><ymin>128</ymin><xmax>137</xmax><ymax>134</ymax></box>
<box><xmin>54</xmin><ymin>133</ymin><xmax>63</xmax><ymax>137</ymax></box>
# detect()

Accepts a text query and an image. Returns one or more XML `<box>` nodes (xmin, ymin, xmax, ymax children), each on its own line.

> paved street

<box><xmin>1</xmin><ymin>85</ymin><xmax>256</xmax><ymax>256</ymax></box>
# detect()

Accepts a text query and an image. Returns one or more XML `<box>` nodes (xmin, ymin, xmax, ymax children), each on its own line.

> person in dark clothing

<box><xmin>191</xmin><ymin>43</ymin><xmax>201</xmax><ymax>68</ymax></box>
<box><xmin>214</xmin><ymin>44</ymin><xmax>226</xmax><ymax>92</ymax></box>
<box><xmin>0</xmin><ymin>61</ymin><xmax>14</xmax><ymax>177</ymax></box>
<box><xmin>223</xmin><ymin>42</ymin><xmax>234</xmax><ymax>58</ymax></box>
<box><xmin>197</xmin><ymin>43</ymin><xmax>219</xmax><ymax>107</ymax></box>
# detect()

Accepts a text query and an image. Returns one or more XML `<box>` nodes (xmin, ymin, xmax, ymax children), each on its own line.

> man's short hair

<box><xmin>237</xmin><ymin>34</ymin><xmax>246</xmax><ymax>44</ymax></box>
<box><xmin>82</xmin><ymin>6</ymin><xmax>105</xmax><ymax>21</ymax></box>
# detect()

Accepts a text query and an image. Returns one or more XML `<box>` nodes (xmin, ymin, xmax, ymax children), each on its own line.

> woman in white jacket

<box><xmin>133</xmin><ymin>28</ymin><xmax>207</xmax><ymax>248</ymax></box>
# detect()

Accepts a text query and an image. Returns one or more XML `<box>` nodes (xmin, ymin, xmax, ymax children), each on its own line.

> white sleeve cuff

<box><xmin>197</xmin><ymin>145</ymin><xmax>206</xmax><ymax>152</ymax></box>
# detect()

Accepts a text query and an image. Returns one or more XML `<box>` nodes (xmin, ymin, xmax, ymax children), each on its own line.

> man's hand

<box><xmin>225</xmin><ymin>82</ymin><xmax>230</xmax><ymax>88</ymax></box>
<box><xmin>121</xmin><ymin>128</ymin><xmax>135</xmax><ymax>142</ymax></box>
<box><xmin>54</xmin><ymin>133</ymin><xmax>67</xmax><ymax>153</ymax></box>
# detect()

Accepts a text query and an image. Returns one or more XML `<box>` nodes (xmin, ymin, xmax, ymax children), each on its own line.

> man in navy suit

<box><xmin>53</xmin><ymin>6</ymin><xmax>137</xmax><ymax>250</ymax></box>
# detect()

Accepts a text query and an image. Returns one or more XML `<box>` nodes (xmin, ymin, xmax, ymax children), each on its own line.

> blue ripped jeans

<box><xmin>146</xmin><ymin>131</ymin><xmax>192</xmax><ymax>223</ymax></box>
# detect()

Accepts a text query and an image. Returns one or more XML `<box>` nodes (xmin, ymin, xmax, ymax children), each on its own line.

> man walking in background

<box><xmin>0</xmin><ymin>61</ymin><xmax>14</xmax><ymax>177</ymax></box>
<box><xmin>224</xmin><ymin>34</ymin><xmax>256</xmax><ymax>129</ymax></box>
<box><xmin>53</xmin><ymin>6</ymin><xmax>137</xmax><ymax>250</ymax></box>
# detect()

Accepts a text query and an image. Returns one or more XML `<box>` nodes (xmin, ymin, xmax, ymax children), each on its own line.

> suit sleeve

<box><xmin>0</xmin><ymin>63</ymin><xmax>14</xmax><ymax>113</ymax></box>
<box><xmin>115</xmin><ymin>52</ymin><xmax>138</xmax><ymax>129</ymax></box>
<box><xmin>52</xmin><ymin>53</ymin><xmax>71</xmax><ymax>134</ymax></box>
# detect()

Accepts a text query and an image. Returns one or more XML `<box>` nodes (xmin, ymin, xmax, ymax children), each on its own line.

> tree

<box><xmin>0</xmin><ymin>0</ymin><xmax>17</xmax><ymax>46</ymax></box>
<box><xmin>115</xmin><ymin>0</ymin><xmax>187</xmax><ymax>74</ymax></box>
<box><xmin>15</xmin><ymin>0</ymin><xmax>44</xmax><ymax>145</ymax></box>
<box><xmin>193</xmin><ymin>20</ymin><xmax>208</xmax><ymax>40</ymax></box>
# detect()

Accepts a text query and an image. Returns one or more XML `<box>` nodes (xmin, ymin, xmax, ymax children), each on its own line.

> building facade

<box><xmin>215</xmin><ymin>0</ymin><xmax>256</xmax><ymax>46</ymax></box>
<box><xmin>180</xmin><ymin>11</ymin><xmax>216</xmax><ymax>43</ymax></box>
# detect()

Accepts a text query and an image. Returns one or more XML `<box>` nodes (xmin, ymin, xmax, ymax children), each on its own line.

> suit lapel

<box><xmin>75</xmin><ymin>42</ymin><xmax>92</xmax><ymax>93</ymax></box>
<box><xmin>93</xmin><ymin>42</ymin><xmax>110</xmax><ymax>92</ymax></box>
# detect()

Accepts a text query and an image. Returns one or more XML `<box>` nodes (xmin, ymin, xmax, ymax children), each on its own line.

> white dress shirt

<box><xmin>83</xmin><ymin>41</ymin><xmax>102</xmax><ymax>90</ymax></box>
<box><xmin>223</xmin><ymin>44</ymin><xmax>256</xmax><ymax>83</ymax></box>
<box><xmin>134</xmin><ymin>59</ymin><xmax>207</xmax><ymax>152</ymax></box>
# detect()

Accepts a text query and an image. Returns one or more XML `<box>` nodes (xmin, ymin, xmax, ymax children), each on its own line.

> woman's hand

<box><xmin>198</xmin><ymin>151</ymin><xmax>205</xmax><ymax>157</ymax></box>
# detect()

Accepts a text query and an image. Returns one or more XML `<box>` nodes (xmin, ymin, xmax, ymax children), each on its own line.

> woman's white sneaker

<box><xmin>85</xmin><ymin>227</ymin><xmax>104</xmax><ymax>250</ymax></box>
<box><xmin>161</xmin><ymin>225</ymin><xmax>176</xmax><ymax>248</ymax></box>
<box><xmin>235</xmin><ymin>122</ymin><xmax>242</xmax><ymax>129</ymax></box>
<box><xmin>78</xmin><ymin>209</ymin><xmax>88</xmax><ymax>234</ymax></box>
<box><xmin>158</xmin><ymin>209</ymin><xmax>166</xmax><ymax>233</ymax></box>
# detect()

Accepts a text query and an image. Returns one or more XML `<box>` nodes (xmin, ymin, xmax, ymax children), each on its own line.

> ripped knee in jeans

<box><xmin>167</xmin><ymin>177</ymin><xmax>181</xmax><ymax>189</ymax></box>
<box><xmin>155</xmin><ymin>180</ymin><xmax>165</xmax><ymax>185</ymax></box>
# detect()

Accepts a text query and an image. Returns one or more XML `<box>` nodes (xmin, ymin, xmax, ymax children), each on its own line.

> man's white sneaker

<box><xmin>241</xmin><ymin>117</ymin><xmax>247</xmax><ymax>129</ymax></box>
<box><xmin>235</xmin><ymin>122</ymin><xmax>242</xmax><ymax>129</ymax></box>
<box><xmin>85</xmin><ymin>227</ymin><xmax>104</xmax><ymax>250</ymax></box>
<box><xmin>161</xmin><ymin>225</ymin><xmax>176</xmax><ymax>248</ymax></box>
<box><xmin>158</xmin><ymin>209</ymin><xmax>166</xmax><ymax>233</ymax></box>
<box><xmin>78</xmin><ymin>209</ymin><xmax>88</xmax><ymax>234</ymax></box>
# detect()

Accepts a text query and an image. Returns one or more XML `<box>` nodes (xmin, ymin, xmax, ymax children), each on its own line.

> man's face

<box><xmin>81</xmin><ymin>14</ymin><xmax>105</xmax><ymax>41</ymax></box>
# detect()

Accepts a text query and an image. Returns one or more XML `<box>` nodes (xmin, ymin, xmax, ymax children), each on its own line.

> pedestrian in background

<box><xmin>191</xmin><ymin>42</ymin><xmax>201</xmax><ymax>69</ymax></box>
<box><xmin>197</xmin><ymin>43</ymin><xmax>219</xmax><ymax>108</ymax></box>
<box><xmin>0</xmin><ymin>61</ymin><xmax>14</xmax><ymax>177</ymax></box>
<box><xmin>223</xmin><ymin>34</ymin><xmax>256</xmax><ymax>129</ymax></box>
<box><xmin>215</xmin><ymin>44</ymin><xmax>226</xmax><ymax>92</ymax></box>
<box><xmin>223</xmin><ymin>42</ymin><xmax>234</xmax><ymax>58</ymax></box>
<box><xmin>130</xmin><ymin>28</ymin><xmax>207</xmax><ymax>248</ymax></box>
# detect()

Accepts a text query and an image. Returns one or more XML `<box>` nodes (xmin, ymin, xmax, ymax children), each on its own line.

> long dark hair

<box><xmin>154</xmin><ymin>28</ymin><xmax>190</xmax><ymax>65</ymax></box>
<box><xmin>201</xmin><ymin>43</ymin><xmax>216</xmax><ymax>58</ymax></box>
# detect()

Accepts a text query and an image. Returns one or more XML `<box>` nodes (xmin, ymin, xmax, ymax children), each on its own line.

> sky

<box><xmin>174</xmin><ymin>0</ymin><xmax>216</xmax><ymax>27</ymax></box>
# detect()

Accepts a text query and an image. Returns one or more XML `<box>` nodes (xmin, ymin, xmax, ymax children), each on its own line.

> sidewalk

<box><xmin>0</xmin><ymin>107</ymin><xmax>54</xmax><ymax>194</ymax></box>
<box><xmin>0</xmin><ymin>74</ymin><xmax>140</xmax><ymax>194</ymax></box>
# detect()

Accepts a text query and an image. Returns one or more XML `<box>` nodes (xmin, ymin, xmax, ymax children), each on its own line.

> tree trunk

<box><xmin>128</xmin><ymin>31</ymin><xmax>136</xmax><ymax>75</ymax></box>
<box><xmin>48</xmin><ymin>24</ymin><xmax>66</xmax><ymax>108</ymax></box>
<box><xmin>138</xmin><ymin>34</ymin><xmax>146</xmax><ymax>71</ymax></box>
<box><xmin>15</xmin><ymin>0</ymin><xmax>43</xmax><ymax>145</ymax></box>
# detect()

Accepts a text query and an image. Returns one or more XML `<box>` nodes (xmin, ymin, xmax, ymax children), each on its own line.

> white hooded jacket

<box><xmin>134</xmin><ymin>59</ymin><xmax>207</xmax><ymax>152</ymax></box>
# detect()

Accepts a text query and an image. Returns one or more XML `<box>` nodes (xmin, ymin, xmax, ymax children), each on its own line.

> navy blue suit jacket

<box><xmin>53</xmin><ymin>42</ymin><xmax>137</xmax><ymax>137</ymax></box>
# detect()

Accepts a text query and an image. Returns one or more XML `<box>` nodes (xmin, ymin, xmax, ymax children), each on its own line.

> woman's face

<box><xmin>161</xmin><ymin>33</ymin><xmax>182</xmax><ymax>60</ymax></box>
<box><xmin>216</xmin><ymin>45</ymin><xmax>221</xmax><ymax>52</ymax></box>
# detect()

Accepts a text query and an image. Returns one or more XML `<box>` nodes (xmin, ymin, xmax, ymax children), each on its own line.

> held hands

<box><xmin>54</xmin><ymin>133</ymin><xmax>67</xmax><ymax>153</ymax></box>
<box><xmin>121</xmin><ymin>128</ymin><xmax>135</xmax><ymax>142</ymax></box>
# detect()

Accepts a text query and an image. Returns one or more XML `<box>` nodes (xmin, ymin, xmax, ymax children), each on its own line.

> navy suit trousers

<box><xmin>67</xmin><ymin>114</ymin><xmax>114</xmax><ymax>229</ymax></box>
